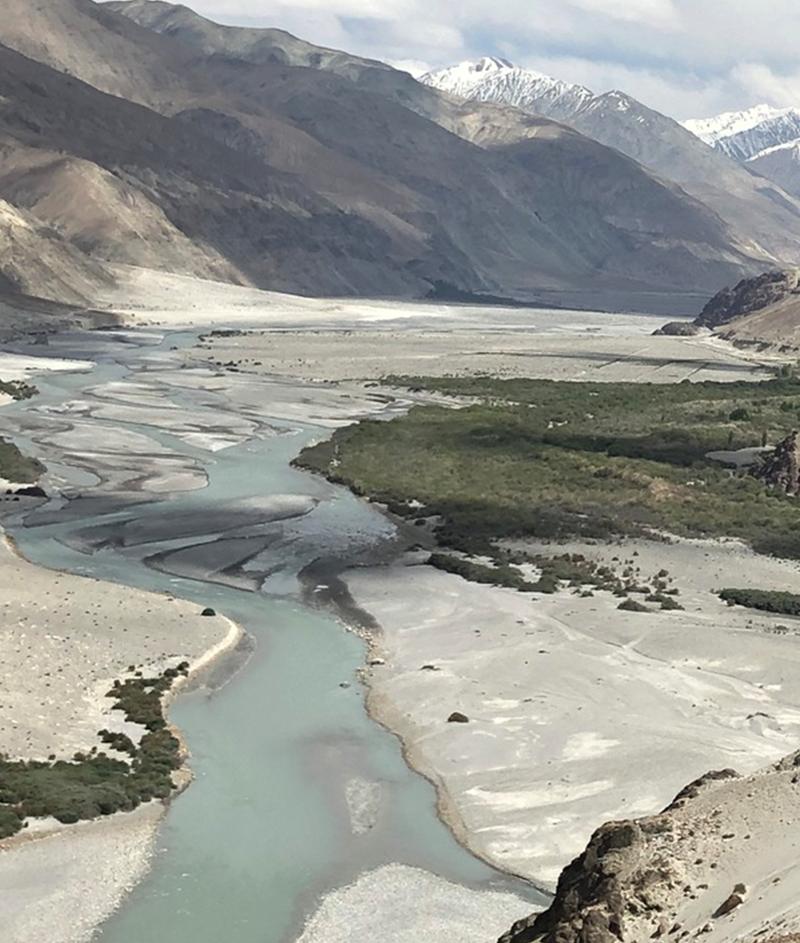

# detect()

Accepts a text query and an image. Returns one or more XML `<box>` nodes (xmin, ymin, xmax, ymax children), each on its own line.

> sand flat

<box><xmin>295</xmin><ymin>864</ymin><xmax>534</xmax><ymax>943</ymax></box>
<box><xmin>186</xmin><ymin>328</ymin><xmax>770</xmax><ymax>385</ymax></box>
<box><xmin>0</xmin><ymin>534</ymin><xmax>238</xmax><ymax>761</ymax></box>
<box><xmin>347</xmin><ymin>538</ymin><xmax>800</xmax><ymax>886</ymax></box>
<box><xmin>0</xmin><ymin>804</ymin><xmax>163</xmax><ymax>943</ymax></box>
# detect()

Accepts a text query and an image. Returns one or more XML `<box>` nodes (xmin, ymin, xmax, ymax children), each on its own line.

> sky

<box><xmin>190</xmin><ymin>0</ymin><xmax>800</xmax><ymax>120</ymax></box>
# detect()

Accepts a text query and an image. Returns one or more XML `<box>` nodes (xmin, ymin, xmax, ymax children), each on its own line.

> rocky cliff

<box><xmin>499</xmin><ymin>754</ymin><xmax>800</xmax><ymax>943</ymax></box>
<box><xmin>752</xmin><ymin>432</ymin><xmax>800</xmax><ymax>495</ymax></box>
<box><xmin>696</xmin><ymin>270</ymin><xmax>800</xmax><ymax>328</ymax></box>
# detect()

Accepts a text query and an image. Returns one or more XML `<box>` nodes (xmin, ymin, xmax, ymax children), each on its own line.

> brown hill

<box><xmin>0</xmin><ymin>0</ymin><xmax>784</xmax><ymax>309</ymax></box>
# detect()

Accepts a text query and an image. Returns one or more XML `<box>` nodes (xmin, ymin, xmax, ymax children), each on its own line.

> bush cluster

<box><xmin>295</xmin><ymin>375</ymin><xmax>800</xmax><ymax>563</ymax></box>
<box><xmin>719</xmin><ymin>588</ymin><xmax>800</xmax><ymax>615</ymax></box>
<box><xmin>0</xmin><ymin>663</ymin><xmax>190</xmax><ymax>840</ymax></box>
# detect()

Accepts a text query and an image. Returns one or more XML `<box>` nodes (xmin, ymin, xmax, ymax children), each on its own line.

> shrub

<box><xmin>618</xmin><ymin>598</ymin><xmax>649</xmax><ymax>613</ymax></box>
<box><xmin>0</xmin><ymin>666</ymin><xmax>188</xmax><ymax>836</ymax></box>
<box><xmin>719</xmin><ymin>588</ymin><xmax>800</xmax><ymax>616</ymax></box>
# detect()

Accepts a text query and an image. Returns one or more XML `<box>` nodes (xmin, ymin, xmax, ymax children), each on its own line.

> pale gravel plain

<box><xmin>294</xmin><ymin>863</ymin><xmax>533</xmax><ymax>943</ymax></box>
<box><xmin>96</xmin><ymin>265</ymin><xmax>669</xmax><ymax>332</ymax></box>
<box><xmin>0</xmin><ymin>804</ymin><xmax>163</xmax><ymax>943</ymax></box>
<box><xmin>187</xmin><ymin>327</ymin><xmax>773</xmax><ymax>384</ymax></box>
<box><xmin>346</xmin><ymin>536</ymin><xmax>800</xmax><ymax>888</ymax></box>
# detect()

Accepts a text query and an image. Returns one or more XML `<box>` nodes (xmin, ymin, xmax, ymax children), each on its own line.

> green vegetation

<box><xmin>0</xmin><ymin>381</ymin><xmax>41</xmax><ymax>483</ymax></box>
<box><xmin>0</xmin><ymin>663</ymin><xmax>189</xmax><ymax>840</ymax></box>
<box><xmin>0</xmin><ymin>437</ymin><xmax>43</xmax><ymax>483</ymax></box>
<box><xmin>429</xmin><ymin>548</ymin><xmax>681</xmax><ymax>600</ymax></box>
<box><xmin>296</xmin><ymin>375</ymin><xmax>800</xmax><ymax>562</ymax></box>
<box><xmin>719</xmin><ymin>588</ymin><xmax>800</xmax><ymax>616</ymax></box>
<box><xmin>618</xmin><ymin>598</ymin><xmax>650</xmax><ymax>613</ymax></box>
<box><xmin>428</xmin><ymin>552</ymin><xmax>536</xmax><ymax>592</ymax></box>
<box><xmin>0</xmin><ymin>380</ymin><xmax>37</xmax><ymax>401</ymax></box>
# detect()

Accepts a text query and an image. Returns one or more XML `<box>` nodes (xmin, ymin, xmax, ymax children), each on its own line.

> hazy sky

<box><xmin>189</xmin><ymin>0</ymin><xmax>800</xmax><ymax>119</ymax></box>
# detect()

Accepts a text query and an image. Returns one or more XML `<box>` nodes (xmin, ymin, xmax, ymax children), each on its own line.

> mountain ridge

<box><xmin>0</xmin><ymin>0</ymin><xmax>770</xmax><ymax>312</ymax></box>
<box><xmin>422</xmin><ymin>57</ymin><xmax>800</xmax><ymax>269</ymax></box>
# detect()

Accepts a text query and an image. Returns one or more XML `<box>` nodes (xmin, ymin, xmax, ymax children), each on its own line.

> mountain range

<box><xmin>1</xmin><ymin>2</ymin><xmax>800</xmax><ymax>317</ymax></box>
<box><xmin>683</xmin><ymin>105</ymin><xmax>800</xmax><ymax>200</ymax></box>
<box><xmin>423</xmin><ymin>58</ymin><xmax>800</xmax><ymax>271</ymax></box>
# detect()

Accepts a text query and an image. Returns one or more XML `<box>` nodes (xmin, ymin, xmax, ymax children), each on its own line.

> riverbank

<box><xmin>343</xmin><ymin>534</ymin><xmax>800</xmax><ymax>890</ymax></box>
<box><xmin>0</xmin><ymin>530</ymin><xmax>244</xmax><ymax>943</ymax></box>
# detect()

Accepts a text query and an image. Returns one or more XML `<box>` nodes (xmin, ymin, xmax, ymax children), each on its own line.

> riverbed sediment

<box><xmin>0</xmin><ymin>287</ymin><xmax>790</xmax><ymax>943</ymax></box>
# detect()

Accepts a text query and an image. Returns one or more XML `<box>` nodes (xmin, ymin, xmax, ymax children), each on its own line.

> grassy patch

<box><xmin>0</xmin><ymin>438</ymin><xmax>43</xmax><ymax>483</ymax></box>
<box><xmin>0</xmin><ymin>380</ymin><xmax>37</xmax><ymax>401</ymax></box>
<box><xmin>296</xmin><ymin>375</ymin><xmax>800</xmax><ymax>562</ymax></box>
<box><xmin>0</xmin><ymin>663</ymin><xmax>190</xmax><ymax>840</ymax></box>
<box><xmin>719</xmin><ymin>588</ymin><xmax>800</xmax><ymax>616</ymax></box>
<box><xmin>0</xmin><ymin>380</ymin><xmax>41</xmax><ymax>483</ymax></box>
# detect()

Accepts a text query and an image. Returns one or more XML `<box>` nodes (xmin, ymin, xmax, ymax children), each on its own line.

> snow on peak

<box><xmin>684</xmin><ymin>105</ymin><xmax>794</xmax><ymax>145</ymax></box>
<box><xmin>421</xmin><ymin>59</ymin><xmax>593</xmax><ymax>118</ymax></box>
<box><xmin>472</xmin><ymin>56</ymin><xmax>515</xmax><ymax>73</ymax></box>
<box><xmin>748</xmin><ymin>136</ymin><xmax>800</xmax><ymax>161</ymax></box>
<box><xmin>683</xmin><ymin>104</ymin><xmax>800</xmax><ymax>161</ymax></box>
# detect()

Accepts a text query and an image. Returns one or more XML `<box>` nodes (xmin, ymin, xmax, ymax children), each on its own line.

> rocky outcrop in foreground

<box><xmin>499</xmin><ymin>754</ymin><xmax>800</xmax><ymax>943</ymax></box>
<box><xmin>696</xmin><ymin>269</ymin><xmax>800</xmax><ymax>328</ymax></box>
<box><xmin>752</xmin><ymin>431</ymin><xmax>800</xmax><ymax>495</ymax></box>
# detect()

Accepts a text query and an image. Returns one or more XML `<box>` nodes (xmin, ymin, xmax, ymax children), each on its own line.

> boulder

<box><xmin>447</xmin><ymin>711</ymin><xmax>470</xmax><ymax>723</ymax></box>
<box><xmin>653</xmin><ymin>321</ymin><xmax>701</xmax><ymax>337</ymax></box>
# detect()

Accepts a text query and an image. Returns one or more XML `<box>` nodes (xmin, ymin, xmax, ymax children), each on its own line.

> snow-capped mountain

<box><xmin>419</xmin><ymin>58</ymin><xmax>800</xmax><ymax>269</ymax></box>
<box><xmin>684</xmin><ymin>105</ymin><xmax>800</xmax><ymax>162</ymax></box>
<box><xmin>422</xmin><ymin>58</ymin><xmax>594</xmax><ymax>121</ymax></box>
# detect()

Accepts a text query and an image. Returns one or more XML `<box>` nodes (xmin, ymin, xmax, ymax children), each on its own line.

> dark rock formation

<box><xmin>712</xmin><ymin>885</ymin><xmax>747</xmax><ymax>919</ymax></box>
<box><xmin>697</xmin><ymin>269</ymin><xmax>800</xmax><ymax>328</ymax></box>
<box><xmin>664</xmin><ymin>768</ymin><xmax>739</xmax><ymax>811</ymax></box>
<box><xmin>653</xmin><ymin>321</ymin><xmax>702</xmax><ymax>336</ymax></box>
<box><xmin>498</xmin><ymin>820</ymin><xmax>653</xmax><ymax>943</ymax></box>
<box><xmin>201</xmin><ymin>607</ymin><xmax>217</xmax><ymax>617</ymax></box>
<box><xmin>447</xmin><ymin>711</ymin><xmax>470</xmax><ymax>723</ymax></box>
<box><xmin>13</xmin><ymin>485</ymin><xmax>46</xmax><ymax>498</ymax></box>
<box><xmin>752</xmin><ymin>431</ymin><xmax>800</xmax><ymax>495</ymax></box>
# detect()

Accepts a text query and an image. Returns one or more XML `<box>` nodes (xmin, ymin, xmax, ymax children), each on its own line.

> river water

<box><xmin>0</xmin><ymin>330</ymin><xmax>542</xmax><ymax>942</ymax></box>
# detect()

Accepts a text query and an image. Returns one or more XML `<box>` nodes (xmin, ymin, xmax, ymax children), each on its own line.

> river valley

<box><xmin>0</xmin><ymin>326</ymin><xmax>543</xmax><ymax>942</ymax></box>
<box><xmin>0</xmin><ymin>302</ymin><xmax>788</xmax><ymax>943</ymax></box>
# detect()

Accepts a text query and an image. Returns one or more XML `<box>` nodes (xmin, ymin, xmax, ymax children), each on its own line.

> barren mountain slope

<box><xmin>99</xmin><ymin>1</ymin><xmax>768</xmax><ymax>297</ymax></box>
<box><xmin>0</xmin><ymin>0</ymin><xmax>776</xmax><ymax>305</ymax></box>
<box><xmin>0</xmin><ymin>0</ymin><xmax>203</xmax><ymax>108</ymax></box>
<box><xmin>0</xmin><ymin>42</ymin><xmax>441</xmax><ymax>296</ymax></box>
<box><xmin>748</xmin><ymin>142</ymin><xmax>800</xmax><ymax>200</ymax></box>
<box><xmin>0</xmin><ymin>196</ymin><xmax>112</xmax><ymax>306</ymax></box>
<box><xmin>106</xmin><ymin>0</ymin><xmax>391</xmax><ymax>78</ymax></box>
<box><xmin>717</xmin><ymin>292</ymin><xmax>800</xmax><ymax>349</ymax></box>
